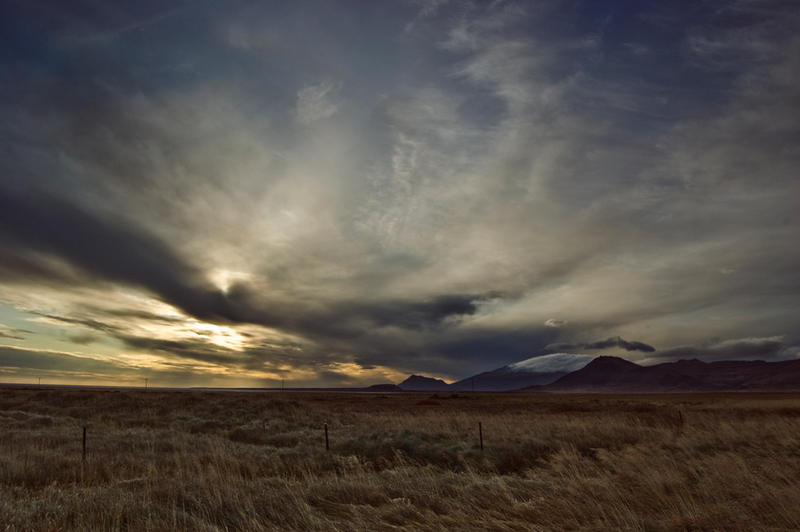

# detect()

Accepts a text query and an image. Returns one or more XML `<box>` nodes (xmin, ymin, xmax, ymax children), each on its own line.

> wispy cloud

<box><xmin>0</xmin><ymin>0</ymin><xmax>798</xmax><ymax>385</ymax></box>
<box><xmin>0</xmin><ymin>324</ymin><xmax>30</xmax><ymax>341</ymax></box>
<box><xmin>296</xmin><ymin>81</ymin><xmax>342</xmax><ymax>124</ymax></box>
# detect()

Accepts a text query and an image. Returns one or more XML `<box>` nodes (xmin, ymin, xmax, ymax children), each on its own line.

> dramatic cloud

<box><xmin>0</xmin><ymin>189</ymin><xmax>262</xmax><ymax>325</ymax></box>
<box><xmin>0</xmin><ymin>0</ymin><xmax>798</xmax><ymax>386</ymax></box>
<box><xmin>649</xmin><ymin>337</ymin><xmax>790</xmax><ymax>363</ymax></box>
<box><xmin>547</xmin><ymin>337</ymin><xmax>656</xmax><ymax>353</ymax></box>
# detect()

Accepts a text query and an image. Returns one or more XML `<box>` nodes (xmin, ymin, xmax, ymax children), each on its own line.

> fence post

<box><xmin>479</xmin><ymin>421</ymin><xmax>484</xmax><ymax>451</ymax></box>
<box><xmin>80</xmin><ymin>426</ymin><xmax>87</xmax><ymax>483</ymax></box>
<box><xmin>324</xmin><ymin>423</ymin><xmax>329</xmax><ymax>452</ymax></box>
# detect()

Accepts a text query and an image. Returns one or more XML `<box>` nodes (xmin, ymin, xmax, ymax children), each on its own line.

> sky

<box><xmin>0</xmin><ymin>0</ymin><xmax>798</xmax><ymax>387</ymax></box>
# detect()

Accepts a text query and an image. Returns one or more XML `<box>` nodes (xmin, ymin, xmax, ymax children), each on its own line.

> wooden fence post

<box><xmin>479</xmin><ymin>421</ymin><xmax>484</xmax><ymax>451</ymax></box>
<box><xmin>324</xmin><ymin>423</ymin><xmax>329</xmax><ymax>452</ymax></box>
<box><xmin>80</xmin><ymin>426</ymin><xmax>87</xmax><ymax>483</ymax></box>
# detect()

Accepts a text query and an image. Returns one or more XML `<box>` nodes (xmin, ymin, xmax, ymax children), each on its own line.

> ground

<box><xmin>1</xmin><ymin>387</ymin><xmax>799</xmax><ymax>530</ymax></box>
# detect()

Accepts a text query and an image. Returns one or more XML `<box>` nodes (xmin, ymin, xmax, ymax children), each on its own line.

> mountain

<box><xmin>544</xmin><ymin>356</ymin><xmax>643</xmax><ymax>390</ymax></box>
<box><xmin>449</xmin><ymin>353</ymin><xmax>595</xmax><ymax>391</ymax></box>
<box><xmin>398</xmin><ymin>375</ymin><xmax>451</xmax><ymax>391</ymax></box>
<box><xmin>449</xmin><ymin>368</ymin><xmax>566</xmax><ymax>392</ymax></box>
<box><xmin>394</xmin><ymin>354</ymin><xmax>800</xmax><ymax>393</ymax></box>
<box><xmin>540</xmin><ymin>356</ymin><xmax>800</xmax><ymax>392</ymax></box>
<box><xmin>361</xmin><ymin>383</ymin><xmax>403</xmax><ymax>392</ymax></box>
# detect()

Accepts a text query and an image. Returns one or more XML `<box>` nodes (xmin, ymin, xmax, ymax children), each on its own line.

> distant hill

<box><xmin>394</xmin><ymin>353</ymin><xmax>593</xmax><ymax>392</ymax></box>
<box><xmin>539</xmin><ymin>356</ymin><xmax>800</xmax><ymax>392</ymax></box>
<box><xmin>392</xmin><ymin>354</ymin><xmax>800</xmax><ymax>394</ymax></box>
<box><xmin>449</xmin><ymin>368</ymin><xmax>565</xmax><ymax>392</ymax></box>
<box><xmin>449</xmin><ymin>353</ymin><xmax>594</xmax><ymax>391</ymax></box>
<box><xmin>361</xmin><ymin>383</ymin><xmax>403</xmax><ymax>392</ymax></box>
<box><xmin>398</xmin><ymin>375</ymin><xmax>450</xmax><ymax>391</ymax></box>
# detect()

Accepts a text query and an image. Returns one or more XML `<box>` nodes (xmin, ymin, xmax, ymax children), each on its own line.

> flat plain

<box><xmin>2</xmin><ymin>387</ymin><xmax>800</xmax><ymax>531</ymax></box>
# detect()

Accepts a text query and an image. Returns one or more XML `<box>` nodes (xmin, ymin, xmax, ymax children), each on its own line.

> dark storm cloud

<box><xmin>271</xmin><ymin>296</ymin><xmax>484</xmax><ymax>341</ymax></box>
<box><xmin>0</xmin><ymin>249</ymin><xmax>83</xmax><ymax>286</ymax></box>
<box><xmin>332</xmin><ymin>294</ymin><xmax>485</xmax><ymax>332</ymax></box>
<box><xmin>1</xmin><ymin>185</ymin><xmax>489</xmax><ymax>340</ymax></box>
<box><xmin>137</xmin><ymin>294</ymin><xmax>489</xmax><ymax>371</ymax></box>
<box><xmin>589</xmin><ymin>338</ymin><xmax>655</xmax><ymax>352</ymax></box>
<box><xmin>0</xmin><ymin>188</ymin><xmax>286</xmax><ymax>325</ymax></box>
<box><xmin>34</xmin><ymin>297</ymin><xmax>488</xmax><ymax>382</ymax></box>
<box><xmin>547</xmin><ymin>337</ymin><xmax>656</xmax><ymax>354</ymax></box>
<box><xmin>651</xmin><ymin>337</ymin><xmax>786</xmax><ymax>362</ymax></box>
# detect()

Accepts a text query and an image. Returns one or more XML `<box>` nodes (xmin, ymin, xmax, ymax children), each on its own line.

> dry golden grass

<box><xmin>2</xmin><ymin>387</ymin><xmax>800</xmax><ymax>530</ymax></box>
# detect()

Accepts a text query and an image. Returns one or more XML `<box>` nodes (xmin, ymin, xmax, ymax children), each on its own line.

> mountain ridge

<box><xmin>398</xmin><ymin>353</ymin><xmax>595</xmax><ymax>391</ymax></box>
<box><xmin>398</xmin><ymin>375</ymin><xmax>450</xmax><ymax>391</ymax></box>
<box><xmin>393</xmin><ymin>355</ymin><xmax>800</xmax><ymax>393</ymax></box>
<box><xmin>538</xmin><ymin>356</ymin><xmax>800</xmax><ymax>392</ymax></box>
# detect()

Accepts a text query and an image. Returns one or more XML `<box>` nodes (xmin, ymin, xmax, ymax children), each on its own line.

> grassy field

<box><xmin>1</xmin><ymin>387</ymin><xmax>800</xmax><ymax>530</ymax></box>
